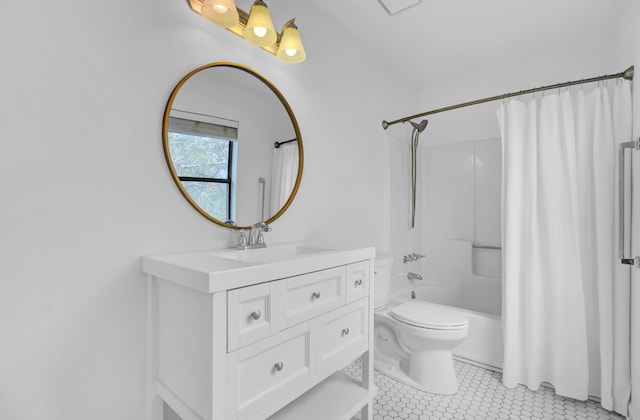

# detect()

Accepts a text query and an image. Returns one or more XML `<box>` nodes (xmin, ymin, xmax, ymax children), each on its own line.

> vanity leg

<box><xmin>147</xmin><ymin>275</ymin><xmax>163</xmax><ymax>420</ymax></box>
<box><xmin>147</xmin><ymin>396</ymin><xmax>163</xmax><ymax>420</ymax></box>
<box><xmin>360</xmin><ymin>402</ymin><xmax>372</xmax><ymax>420</ymax></box>
<box><xmin>361</xmin><ymin>349</ymin><xmax>374</xmax><ymax>420</ymax></box>
<box><xmin>360</xmin><ymin>261</ymin><xmax>376</xmax><ymax>420</ymax></box>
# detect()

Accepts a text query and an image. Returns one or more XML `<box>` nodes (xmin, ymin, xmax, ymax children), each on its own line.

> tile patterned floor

<box><xmin>344</xmin><ymin>359</ymin><xmax>624</xmax><ymax>420</ymax></box>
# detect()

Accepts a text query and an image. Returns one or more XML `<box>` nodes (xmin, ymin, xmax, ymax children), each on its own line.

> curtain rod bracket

<box><xmin>623</xmin><ymin>65</ymin><xmax>634</xmax><ymax>81</ymax></box>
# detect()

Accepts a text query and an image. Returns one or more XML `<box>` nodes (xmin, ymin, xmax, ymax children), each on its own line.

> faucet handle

<box><xmin>236</xmin><ymin>229</ymin><xmax>248</xmax><ymax>250</ymax></box>
<box><xmin>256</xmin><ymin>230</ymin><xmax>266</xmax><ymax>245</ymax></box>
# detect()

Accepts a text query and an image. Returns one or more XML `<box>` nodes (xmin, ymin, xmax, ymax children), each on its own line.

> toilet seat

<box><xmin>390</xmin><ymin>301</ymin><xmax>468</xmax><ymax>330</ymax></box>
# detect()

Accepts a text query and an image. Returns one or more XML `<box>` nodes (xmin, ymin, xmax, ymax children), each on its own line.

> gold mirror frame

<box><xmin>162</xmin><ymin>62</ymin><xmax>304</xmax><ymax>229</ymax></box>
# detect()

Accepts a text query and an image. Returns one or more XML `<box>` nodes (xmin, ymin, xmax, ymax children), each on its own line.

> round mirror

<box><xmin>162</xmin><ymin>62</ymin><xmax>303</xmax><ymax>229</ymax></box>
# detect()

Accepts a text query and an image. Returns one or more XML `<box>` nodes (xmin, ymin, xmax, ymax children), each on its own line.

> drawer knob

<box><xmin>342</xmin><ymin>328</ymin><xmax>350</xmax><ymax>336</ymax></box>
<box><xmin>274</xmin><ymin>362</ymin><xmax>284</xmax><ymax>372</ymax></box>
<box><xmin>311</xmin><ymin>291</ymin><xmax>321</xmax><ymax>300</ymax></box>
<box><xmin>250</xmin><ymin>310</ymin><xmax>261</xmax><ymax>320</ymax></box>
<box><xmin>354</xmin><ymin>279</ymin><xmax>363</xmax><ymax>287</ymax></box>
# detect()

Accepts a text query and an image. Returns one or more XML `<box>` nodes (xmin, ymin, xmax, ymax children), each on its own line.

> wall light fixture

<box><xmin>189</xmin><ymin>0</ymin><xmax>307</xmax><ymax>64</ymax></box>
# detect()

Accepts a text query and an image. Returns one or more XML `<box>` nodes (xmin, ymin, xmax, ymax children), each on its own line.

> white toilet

<box><xmin>373</xmin><ymin>255</ymin><xmax>468</xmax><ymax>394</ymax></box>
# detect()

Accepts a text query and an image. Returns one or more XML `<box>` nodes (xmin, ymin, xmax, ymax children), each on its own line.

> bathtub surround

<box><xmin>499</xmin><ymin>80</ymin><xmax>633</xmax><ymax>415</ymax></box>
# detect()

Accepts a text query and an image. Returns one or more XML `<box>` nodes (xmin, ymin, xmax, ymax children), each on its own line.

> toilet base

<box><xmin>374</xmin><ymin>305</ymin><xmax>466</xmax><ymax>395</ymax></box>
<box><xmin>374</xmin><ymin>352</ymin><xmax>459</xmax><ymax>395</ymax></box>
<box><xmin>374</xmin><ymin>357</ymin><xmax>421</xmax><ymax>391</ymax></box>
<box><xmin>409</xmin><ymin>349</ymin><xmax>458</xmax><ymax>394</ymax></box>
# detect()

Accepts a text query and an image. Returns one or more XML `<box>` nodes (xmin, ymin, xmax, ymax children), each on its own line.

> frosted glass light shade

<box><xmin>244</xmin><ymin>1</ymin><xmax>277</xmax><ymax>46</ymax></box>
<box><xmin>201</xmin><ymin>0</ymin><xmax>239</xmax><ymax>28</ymax></box>
<box><xmin>277</xmin><ymin>21</ymin><xmax>306</xmax><ymax>63</ymax></box>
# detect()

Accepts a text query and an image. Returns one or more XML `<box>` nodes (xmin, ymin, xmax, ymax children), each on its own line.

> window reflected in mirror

<box><xmin>167</xmin><ymin>111</ymin><xmax>238</xmax><ymax>222</ymax></box>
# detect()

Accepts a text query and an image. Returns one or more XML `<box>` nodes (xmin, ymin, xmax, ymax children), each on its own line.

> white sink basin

<box><xmin>211</xmin><ymin>243</ymin><xmax>331</xmax><ymax>264</ymax></box>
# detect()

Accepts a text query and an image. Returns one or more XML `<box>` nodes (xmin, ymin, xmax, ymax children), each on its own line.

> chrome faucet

<box><xmin>407</xmin><ymin>272</ymin><xmax>423</xmax><ymax>281</ymax></box>
<box><xmin>248</xmin><ymin>221</ymin><xmax>271</xmax><ymax>248</ymax></box>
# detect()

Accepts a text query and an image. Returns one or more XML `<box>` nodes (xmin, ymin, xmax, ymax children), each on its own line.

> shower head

<box><xmin>409</xmin><ymin>120</ymin><xmax>428</xmax><ymax>133</ymax></box>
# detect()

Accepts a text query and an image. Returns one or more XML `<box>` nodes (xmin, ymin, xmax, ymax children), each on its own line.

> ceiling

<box><xmin>308</xmin><ymin>0</ymin><xmax>626</xmax><ymax>87</ymax></box>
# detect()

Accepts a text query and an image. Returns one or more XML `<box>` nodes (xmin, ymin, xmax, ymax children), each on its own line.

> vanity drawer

<box><xmin>228</xmin><ymin>282</ymin><xmax>283</xmax><ymax>352</ymax></box>
<box><xmin>282</xmin><ymin>267</ymin><xmax>346</xmax><ymax>327</ymax></box>
<box><xmin>311</xmin><ymin>298</ymin><xmax>369</xmax><ymax>376</ymax></box>
<box><xmin>345</xmin><ymin>260</ymin><xmax>370</xmax><ymax>304</ymax></box>
<box><xmin>232</xmin><ymin>323</ymin><xmax>310</xmax><ymax>419</ymax></box>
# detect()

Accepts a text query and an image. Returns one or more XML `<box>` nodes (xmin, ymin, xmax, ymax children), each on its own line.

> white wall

<box><xmin>0</xmin><ymin>1</ymin><xmax>417</xmax><ymax>419</ymax></box>
<box><xmin>613</xmin><ymin>2</ymin><xmax>640</xmax><ymax>418</ymax></box>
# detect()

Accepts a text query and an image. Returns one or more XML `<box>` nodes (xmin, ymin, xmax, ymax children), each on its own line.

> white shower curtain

<box><xmin>270</xmin><ymin>142</ymin><xmax>299</xmax><ymax>215</ymax></box>
<box><xmin>498</xmin><ymin>80</ymin><xmax>633</xmax><ymax>416</ymax></box>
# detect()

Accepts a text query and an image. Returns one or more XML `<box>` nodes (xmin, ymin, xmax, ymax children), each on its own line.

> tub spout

<box><xmin>407</xmin><ymin>272</ymin><xmax>423</xmax><ymax>281</ymax></box>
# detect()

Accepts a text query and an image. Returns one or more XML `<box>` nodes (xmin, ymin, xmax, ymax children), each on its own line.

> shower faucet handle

<box><xmin>403</xmin><ymin>252</ymin><xmax>426</xmax><ymax>263</ymax></box>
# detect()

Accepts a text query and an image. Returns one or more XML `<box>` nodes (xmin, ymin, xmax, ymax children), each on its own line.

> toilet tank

<box><xmin>374</xmin><ymin>253</ymin><xmax>394</xmax><ymax>309</ymax></box>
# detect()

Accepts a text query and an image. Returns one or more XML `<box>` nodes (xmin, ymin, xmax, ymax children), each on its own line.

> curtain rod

<box><xmin>382</xmin><ymin>66</ymin><xmax>634</xmax><ymax>130</ymax></box>
<box><xmin>274</xmin><ymin>138</ymin><xmax>296</xmax><ymax>148</ymax></box>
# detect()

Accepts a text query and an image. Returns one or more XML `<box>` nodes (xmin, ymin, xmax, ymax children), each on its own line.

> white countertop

<box><xmin>142</xmin><ymin>243</ymin><xmax>376</xmax><ymax>293</ymax></box>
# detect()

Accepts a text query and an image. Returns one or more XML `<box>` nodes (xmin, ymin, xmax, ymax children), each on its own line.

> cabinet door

<box><xmin>228</xmin><ymin>322</ymin><xmax>311</xmax><ymax>420</ymax></box>
<box><xmin>228</xmin><ymin>282</ymin><xmax>280</xmax><ymax>352</ymax></box>
<box><xmin>310</xmin><ymin>298</ymin><xmax>369</xmax><ymax>377</ymax></box>
<box><xmin>282</xmin><ymin>267</ymin><xmax>346</xmax><ymax>327</ymax></box>
<box><xmin>345</xmin><ymin>261</ymin><xmax>370</xmax><ymax>304</ymax></box>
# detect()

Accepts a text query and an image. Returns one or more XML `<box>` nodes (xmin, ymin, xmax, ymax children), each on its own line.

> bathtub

<box><xmin>392</xmin><ymin>281</ymin><xmax>503</xmax><ymax>370</ymax></box>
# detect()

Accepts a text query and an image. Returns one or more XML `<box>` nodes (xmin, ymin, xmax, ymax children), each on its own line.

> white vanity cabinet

<box><xmin>143</xmin><ymin>245</ymin><xmax>376</xmax><ymax>420</ymax></box>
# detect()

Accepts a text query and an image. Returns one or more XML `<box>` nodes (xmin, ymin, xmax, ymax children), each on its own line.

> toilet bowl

<box><xmin>373</xmin><ymin>255</ymin><xmax>468</xmax><ymax>394</ymax></box>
